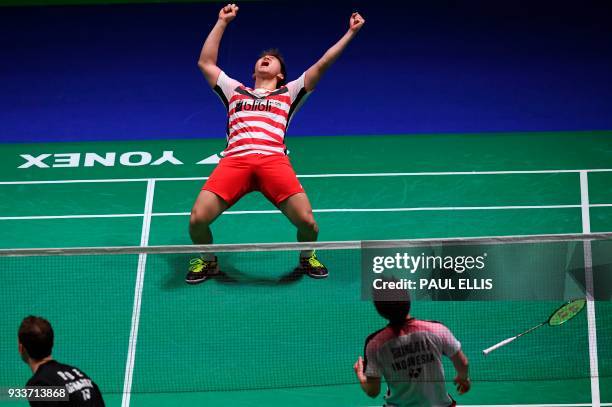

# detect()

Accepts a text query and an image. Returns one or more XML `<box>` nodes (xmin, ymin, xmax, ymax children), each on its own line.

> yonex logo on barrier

<box><xmin>17</xmin><ymin>151</ymin><xmax>221</xmax><ymax>169</ymax></box>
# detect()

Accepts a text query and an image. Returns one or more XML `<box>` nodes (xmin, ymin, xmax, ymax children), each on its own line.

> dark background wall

<box><xmin>1</xmin><ymin>0</ymin><xmax>611</xmax><ymax>142</ymax></box>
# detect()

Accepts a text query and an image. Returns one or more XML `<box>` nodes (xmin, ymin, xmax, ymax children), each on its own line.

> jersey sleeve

<box><xmin>364</xmin><ymin>338</ymin><xmax>382</xmax><ymax>378</ymax></box>
<box><xmin>436</xmin><ymin>325</ymin><xmax>461</xmax><ymax>357</ymax></box>
<box><xmin>285</xmin><ymin>73</ymin><xmax>310</xmax><ymax>104</ymax></box>
<box><xmin>213</xmin><ymin>71</ymin><xmax>242</xmax><ymax>109</ymax></box>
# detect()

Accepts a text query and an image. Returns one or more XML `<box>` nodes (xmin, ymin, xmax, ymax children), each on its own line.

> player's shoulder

<box><xmin>26</xmin><ymin>375</ymin><xmax>48</xmax><ymax>386</ymax></box>
<box><xmin>415</xmin><ymin>318</ymin><xmax>452</xmax><ymax>330</ymax></box>
<box><xmin>412</xmin><ymin>319</ymin><xmax>457</xmax><ymax>341</ymax></box>
<box><xmin>365</xmin><ymin>326</ymin><xmax>387</xmax><ymax>342</ymax></box>
<box><xmin>47</xmin><ymin>360</ymin><xmax>77</xmax><ymax>371</ymax></box>
<box><xmin>419</xmin><ymin>319</ymin><xmax>445</xmax><ymax>326</ymax></box>
<box><xmin>45</xmin><ymin>360</ymin><xmax>94</xmax><ymax>380</ymax></box>
<box><xmin>218</xmin><ymin>71</ymin><xmax>245</xmax><ymax>87</ymax></box>
<box><xmin>27</xmin><ymin>361</ymin><xmax>63</xmax><ymax>385</ymax></box>
<box><xmin>364</xmin><ymin>325</ymin><xmax>392</xmax><ymax>350</ymax></box>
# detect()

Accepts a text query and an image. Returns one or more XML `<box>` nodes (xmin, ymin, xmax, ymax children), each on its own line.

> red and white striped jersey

<box><xmin>364</xmin><ymin>318</ymin><xmax>461</xmax><ymax>407</ymax></box>
<box><xmin>213</xmin><ymin>71</ymin><xmax>310</xmax><ymax>158</ymax></box>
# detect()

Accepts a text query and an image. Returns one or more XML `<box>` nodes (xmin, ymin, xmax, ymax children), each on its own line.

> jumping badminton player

<box><xmin>186</xmin><ymin>3</ymin><xmax>365</xmax><ymax>284</ymax></box>
<box><xmin>354</xmin><ymin>285</ymin><xmax>470</xmax><ymax>406</ymax></box>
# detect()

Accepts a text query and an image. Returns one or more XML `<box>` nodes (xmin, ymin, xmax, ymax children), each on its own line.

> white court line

<box><xmin>152</xmin><ymin>168</ymin><xmax>612</xmax><ymax>181</ymax></box>
<box><xmin>0</xmin><ymin>205</ymin><xmax>583</xmax><ymax>222</ymax></box>
<box><xmin>250</xmin><ymin>205</ymin><xmax>581</xmax><ymax>212</ymax></box>
<box><xmin>1</xmin><ymin>168</ymin><xmax>612</xmax><ymax>185</ymax></box>
<box><xmin>0</xmin><ymin>214</ymin><xmax>142</xmax><ymax>221</ymax></box>
<box><xmin>151</xmin><ymin>205</ymin><xmax>581</xmax><ymax>217</ymax></box>
<box><xmin>296</xmin><ymin>169</ymin><xmax>612</xmax><ymax>177</ymax></box>
<box><xmin>0</xmin><ymin>178</ymin><xmax>148</xmax><ymax>185</ymax></box>
<box><xmin>121</xmin><ymin>179</ymin><xmax>155</xmax><ymax>407</ymax></box>
<box><xmin>580</xmin><ymin>171</ymin><xmax>601</xmax><ymax>407</ymax></box>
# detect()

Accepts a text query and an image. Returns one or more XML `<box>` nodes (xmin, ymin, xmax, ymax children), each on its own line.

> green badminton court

<box><xmin>1</xmin><ymin>131</ymin><xmax>611</xmax><ymax>406</ymax></box>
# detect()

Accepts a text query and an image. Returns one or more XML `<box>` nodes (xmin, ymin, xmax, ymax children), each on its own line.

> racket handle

<box><xmin>483</xmin><ymin>336</ymin><xmax>517</xmax><ymax>356</ymax></box>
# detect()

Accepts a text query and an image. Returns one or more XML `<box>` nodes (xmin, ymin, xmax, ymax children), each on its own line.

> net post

<box><xmin>580</xmin><ymin>170</ymin><xmax>600</xmax><ymax>406</ymax></box>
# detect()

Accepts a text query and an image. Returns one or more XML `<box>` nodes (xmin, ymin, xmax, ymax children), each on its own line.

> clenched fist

<box><xmin>219</xmin><ymin>3</ymin><xmax>239</xmax><ymax>23</ymax></box>
<box><xmin>349</xmin><ymin>12</ymin><xmax>365</xmax><ymax>33</ymax></box>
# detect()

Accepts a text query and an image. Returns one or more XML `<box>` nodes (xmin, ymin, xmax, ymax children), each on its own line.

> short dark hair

<box><xmin>18</xmin><ymin>316</ymin><xmax>54</xmax><ymax>360</ymax></box>
<box><xmin>259</xmin><ymin>48</ymin><xmax>287</xmax><ymax>88</ymax></box>
<box><xmin>372</xmin><ymin>279</ymin><xmax>411</xmax><ymax>328</ymax></box>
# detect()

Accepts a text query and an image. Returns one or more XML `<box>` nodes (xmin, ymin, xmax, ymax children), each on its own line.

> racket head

<box><xmin>548</xmin><ymin>298</ymin><xmax>587</xmax><ymax>326</ymax></box>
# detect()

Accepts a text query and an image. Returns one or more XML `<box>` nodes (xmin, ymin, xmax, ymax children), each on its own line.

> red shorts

<box><xmin>202</xmin><ymin>154</ymin><xmax>305</xmax><ymax>206</ymax></box>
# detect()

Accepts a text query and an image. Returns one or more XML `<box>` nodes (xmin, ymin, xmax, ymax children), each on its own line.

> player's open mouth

<box><xmin>262</xmin><ymin>61</ymin><xmax>269</xmax><ymax>67</ymax></box>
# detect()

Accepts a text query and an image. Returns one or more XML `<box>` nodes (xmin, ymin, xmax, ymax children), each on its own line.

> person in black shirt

<box><xmin>18</xmin><ymin>316</ymin><xmax>105</xmax><ymax>407</ymax></box>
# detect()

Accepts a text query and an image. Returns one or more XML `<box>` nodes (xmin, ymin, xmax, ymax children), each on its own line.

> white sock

<box><xmin>300</xmin><ymin>250</ymin><xmax>314</xmax><ymax>259</ymax></box>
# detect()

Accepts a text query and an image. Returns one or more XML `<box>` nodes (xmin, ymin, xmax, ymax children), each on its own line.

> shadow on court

<box><xmin>214</xmin><ymin>265</ymin><xmax>304</xmax><ymax>286</ymax></box>
<box><xmin>160</xmin><ymin>254</ymin><xmax>304</xmax><ymax>290</ymax></box>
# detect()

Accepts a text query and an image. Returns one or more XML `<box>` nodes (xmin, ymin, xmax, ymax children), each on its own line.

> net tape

<box><xmin>1</xmin><ymin>232</ymin><xmax>611</xmax><ymax>257</ymax></box>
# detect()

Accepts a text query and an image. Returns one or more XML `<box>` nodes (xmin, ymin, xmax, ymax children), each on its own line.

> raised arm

<box><xmin>198</xmin><ymin>3</ymin><xmax>239</xmax><ymax>87</ymax></box>
<box><xmin>304</xmin><ymin>12</ymin><xmax>365</xmax><ymax>92</ymax></box>
<box><xmin>451</xmin><ymin>350</ymin><xmax>471</xmax><ymax>395</ymax></box>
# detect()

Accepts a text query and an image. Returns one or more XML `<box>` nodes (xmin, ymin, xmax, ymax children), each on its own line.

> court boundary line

<box><xmin>0</xmin><ymin>204</ymin><xmax>589</xmax><ymax>222</ymax></box>
<box><xmin>580</xmin><ymin>171</ymin><xmax>600</xmax><ymax>407</ymax></box>
<box><xmin>0</xmin><ymin>214</ymin><xmax>143</xmax><ymax>220</ymax></box>
<box><xmin>151</xmin><ymin>205</ymin><xmax>581</xmax><ymax>216</ymax></box>
<box><xmin>121</xmin><ymin>179</ymin><xmax>155</xmax><ymax>407</ymax></box>
<box><xmin>1</xmin><ymin>167</ymin><xmax>612</xmax><ymax>185</ymax></box>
